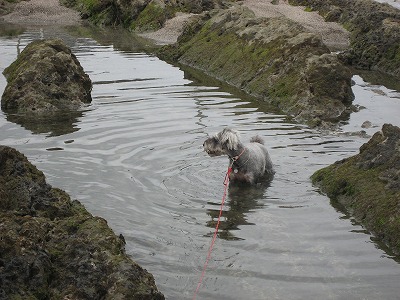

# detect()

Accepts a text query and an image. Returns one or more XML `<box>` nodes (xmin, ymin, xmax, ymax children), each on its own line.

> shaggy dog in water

<box><xmin>203</xmin><ymin>127</ymin><xmax>274</xmax><ymax>184</ymax></box>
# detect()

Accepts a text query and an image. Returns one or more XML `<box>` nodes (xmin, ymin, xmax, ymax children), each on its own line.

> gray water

<box><xmin>375</xmin><ymin>0</ymin><xmax>400</xmax><ymax>9</ymax></box>
<box><xmin>1</xmin><ymin>26</ymin><xmax>400</xmax><ymax>300</ymax></box>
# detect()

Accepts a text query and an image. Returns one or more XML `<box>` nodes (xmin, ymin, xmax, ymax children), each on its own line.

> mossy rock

<box><xmin>2</xmin><ymin>39</ymin><xmax>92</xmax><ymax>114</ymax></box>
<box><xmin>159</xmin><ymin>6</ymin><xmax>354</xmax><ymax>126</ymax></box>
<box><xmin>61</xmin><ymin>0</ymin><xmax>220</xmax><ymax>29</ymax></box>
<box><xmin>0</xmin><ymin>145</ymin><xmax>165</xmax><ymax>299</ymax></box>
<box><xmin>62</xmin><ymin>0</ymin><xmax>128</xmax><ymax>26</ymax></box>
<box><xmin>312</xmin><ymin>124</ymin><xmax>400</xmax><ymax>255</ymax></box>
<box><xmin>130</xmin><ymin>1</ymin><xmax>170</xmax><ymax>32</ymax></box>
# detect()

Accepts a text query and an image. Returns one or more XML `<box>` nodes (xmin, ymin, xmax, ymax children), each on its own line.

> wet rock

<box><xmin>61</xmin><ymin>0</ymin><xmax>220</xmax><ymax>29</ymax></box>
<box><xmin>312</xmin><ymin>124</ymin><xmax>400</xmax><ymax>255</ymax></box>
<box><xmin>159</xmin><ymin>6</ymin><xmax>354</xmax><ymax>126</ymax></box>
<box><xmin>0</xmin><ymin>145</ymin><xmax>165</xmax><ymax>299</ymax></box>
<box><xmin>1</xmin><ymin>39</ymin><xmax>92</xmax><ymax>114</ymax></box>
<box><xmin>63</xmin><ymin>0</ymin><xmax>354</xmax><ymax>126</ymax></box>
<box><xmin>289</xmin><ymin>0</ymin><xmax>400</xmax><ymax>78</ymax></box>
<box><xmin>361</xmin><ymin>120</ymin><xmax>372</xmax><ymax>128</ymax></box>
<box><xmin>0</xmin><ymin>0</ymin><xmax>22</xmax><ymax>16</ymax></box>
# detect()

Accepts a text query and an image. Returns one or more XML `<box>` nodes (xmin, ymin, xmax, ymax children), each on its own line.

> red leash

<box><xmin>192</xmin><ymin>165</ymin><xmax>233</xmax><ymax>300</ymax></box>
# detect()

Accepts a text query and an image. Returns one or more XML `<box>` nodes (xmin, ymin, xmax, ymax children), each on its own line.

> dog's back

<box><xmin>250</xmin><ymin>135</ymin><xmax>264</xmax><ymax>145</ymax></box>
<box><xmin>247</xmin><ymin>135</ymin><xmax>274</xmax><ymax>177</ymax></box>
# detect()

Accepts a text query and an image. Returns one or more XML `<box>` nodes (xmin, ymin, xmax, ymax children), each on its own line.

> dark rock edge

<box><xmin>311</xmin><ymin>124</ymin><xmax>400</xmax><ymax>256</ymax></box>
<box><xmin>0</xmin><ymin>145</ymin><xmax>165</xmax><ymax>299</ymax></box>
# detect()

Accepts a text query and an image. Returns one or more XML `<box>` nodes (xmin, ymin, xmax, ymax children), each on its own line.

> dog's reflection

<box><xmin>205</xmin><ymin>176</ymin><xmax>273</xmax><ymax>240</ymax></box>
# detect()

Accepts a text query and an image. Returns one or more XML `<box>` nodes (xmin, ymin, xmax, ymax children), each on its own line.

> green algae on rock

<box><xmin>1</xmin><ymin>39</ymin><xmax>92</xmax><ymax>114</ymax></box>
<box><xmin>0</xmin><ymin>145</ymin><xmax>165</xmax><ymax>299</ymax></box>
<box><xmin>312</xmin><ymin>124</ymin><xmax>400</xmax><ymax>255</ymax></box>
<box><xmin>158</xmin><ymin>6</ymin><xmax>354</xmax><ymax>126</ymax></box>
<box><xmin>130</xmin><ymin>0</ymin><xmax>171</xmax><ymax>32</ymax></box>
<box><xmin>61</xmin><ymin>0</ymin><xmax>219</xmax><ymax>30</ymax></box>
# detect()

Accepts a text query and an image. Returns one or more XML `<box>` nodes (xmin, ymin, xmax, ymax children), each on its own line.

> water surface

<box><xmin>1</xmin><ymin>26</ymin><xmax>400</xmax><ymax>299</ymax></box>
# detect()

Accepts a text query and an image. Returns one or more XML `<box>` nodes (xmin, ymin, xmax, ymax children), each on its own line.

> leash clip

<box><xmin>230</xmin><ymin>147</ymin><xmax>246</xmax><ymax>163</ymax></box>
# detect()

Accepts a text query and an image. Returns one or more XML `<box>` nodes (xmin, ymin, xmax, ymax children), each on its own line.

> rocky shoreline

<box><xmin>0</xmin><ymin>0</ymin><xmax>399</xmax><ymax>295</ymax></box>
<box><xmin>53</xmin><ymin>0</ymin><xmax>399</xmax><ymax>257</ymax></box>
<box><xmin>312</xmin><ymin>124</ymin><xmax>400</xmax><ymax>255</ymax></box>
<box><xmin>0</xmin><ymin>35</ymin><xmax>165</xmax><ymax>298</ymax></box>
<box><xmin>158</xmin><ymin>4</ymin><xmax>354</xmax><ymax>127</ymax></box>
<box><xmin>289</xmin><ymin>0</ymin><xmax>400</xmax><ymax>77</ymax></box>
<box><xmin>0</xmin><ymin>145</ymin><xmax>165</xmax><ymax>299</ymax></box>
<box><xmin>34</xmin><ymin>0</ymin><xmax>398</xmax><ymax>127</ymax></box>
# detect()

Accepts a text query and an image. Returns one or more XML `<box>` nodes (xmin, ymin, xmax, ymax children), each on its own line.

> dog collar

<box><xmin>230</xmin><ymin>147</ymin><xmax>246</xmax><ymax>162</ymax></box>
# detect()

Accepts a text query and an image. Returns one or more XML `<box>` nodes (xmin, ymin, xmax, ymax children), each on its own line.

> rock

<box><xmin>312</xmin><ymin>124</ymin><xmax>400</xmax><ymax>254</ymax></box>
<box><xmin>0</xmin><ymin>0</ymin><xmax>21</xmax><ymax>16</ymax></box>
<box><xmin>289</xmin><ymin>0</ymin><xmax>400</xmax><ymax>78</ymax></box>
<box><xmin>62</xmin><ymin>1</ymin><xmax>355</xmax><ymax>126</ymax></box>
<box><xmin>1</xmin><ymin>39</ymin><xmax>92</xmax><ymax>114</ymax></box>
<box><xmin>361</xmin><ymin>120</ymin><xmax>372</xmax><ymax>128</ymax></box>
<box><xmin>0</xmin><ymin>145</ymin><xmax>165</xmax><ymax>299</ymax></box>
<box><xmin>61</xmin><ymin>0</ymin><xmax>220</xmax><ymax>29</ymax></box>
<box><xmin>129</xmin><ymin>0</ymin><xmax>171</xmax><ymax>32</ymax></box>
<box><xmin>158</xmin><ymin>6</ymin><xmax>354</xmax><ymax>126</ymax></box>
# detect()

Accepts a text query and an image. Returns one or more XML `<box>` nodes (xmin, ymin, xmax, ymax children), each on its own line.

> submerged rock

<box><xmin>312</xmin><ymin>124</ymin><xmax>400</xmax><ymax>255</ymax></box>
<box><xmin>0</xmin><ymin>145</ymin><xmax>165</xmax><ymax>299</ymax></box>
<box><xmin>1</xmin><ymin>39</ymin><xmax>92</xmax><ymax>114</ymax></box>
<box><xmin>159</xmin><ymin>6</ymin><xmax>354</xmax><ymax>126</ymax></box>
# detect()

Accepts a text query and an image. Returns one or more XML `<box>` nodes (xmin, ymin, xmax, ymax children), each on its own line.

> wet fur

<box><xmin>203</xmin><ymin>128</ymin><xmax>274</xmax><ymax>184</ymax></box>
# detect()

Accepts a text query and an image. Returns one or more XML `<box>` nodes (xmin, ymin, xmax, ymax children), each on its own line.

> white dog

<box><xmin>203</xmin><ymin>127</ymin><xmax>274</xmax><ymax>184</ymax></box>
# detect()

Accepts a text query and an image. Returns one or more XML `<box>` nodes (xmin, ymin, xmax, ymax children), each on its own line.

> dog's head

<box><xmin>203</xmin><ymin>127</ymin><xmax>240</xmax><ymax>156</ymax></box>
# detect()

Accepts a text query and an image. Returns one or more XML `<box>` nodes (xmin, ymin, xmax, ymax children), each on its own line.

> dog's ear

<box><xmin>221</xmin><ymin>128</ymin><xmax>240</xmax><ymax>150</ymax></box>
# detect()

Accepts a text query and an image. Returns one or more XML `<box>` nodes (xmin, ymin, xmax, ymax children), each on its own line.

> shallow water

<box><xmin>374</xmin><ymin>0</ymin><xmax>400</xmax><ymax>9</ymax></box>
<box><xmin>1</xmin><ymin>26</ymin><xmax>400</xmax><ymax>300</ymax></box>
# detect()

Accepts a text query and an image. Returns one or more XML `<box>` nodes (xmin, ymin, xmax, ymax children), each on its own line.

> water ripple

<box><xmin>1</xmin><ymin>27</ymin><xmax>400</xmax><ymax>300</ymax></box>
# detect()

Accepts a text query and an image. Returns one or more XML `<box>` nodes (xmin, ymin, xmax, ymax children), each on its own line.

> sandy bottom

<box><xmin>1</xmin><ymin>0</ymin><xmax>81</xmax><ymax>25</ymax></box>
<box><xmin>2</xmin><ymin>0</ymin><xmax>351</xmax><ymax>50</ymax></box>
<box><xmin>241</xmin><ymin>0</ymin><xmax>350</xmax><ymax>50</ymax></box>
<box><xmin>138</xmin><ymin>12</ymin><xmax>196</xmax><ymax>45</ymax></box>
<box><xmin>1</xmin><ymin>0</ymin><xmax>395</xmax><ymax>49</ymax></box>
<box><xmin>140</xmin><ymin>0</ymin><xmax>349</xmax><ymax>50</ymax></box>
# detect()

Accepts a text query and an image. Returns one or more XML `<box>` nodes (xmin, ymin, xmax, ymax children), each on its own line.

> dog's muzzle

<box><xmin>203</xmin><ymin>138</ymin><xmax>225</xmax><ymax>157</ymax></box>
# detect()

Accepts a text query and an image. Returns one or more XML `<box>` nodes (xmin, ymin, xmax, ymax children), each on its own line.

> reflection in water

<box><xmin>0</xmin><ymin>21</ymin><xmax>25</xmax><ymax>38</ymax></box>
<box><xmin>206</xmin><ymin>177</ymin><xmax>272</xmax><ymax>241</ymax></box>
<box><xmin>4</xmin><ymin>110</ymin><xmax>84</xmax><ymax>137</ymax></box>
<box><xmin>1</xmin><ymin>25</ymin><xmax>400</xmax><ymax>300</ymax></box>
<box><xmin>65</xmin><ymin>25</ymin><xmax>153</xmax><ymax>53</ymax></box>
